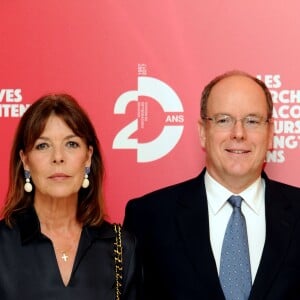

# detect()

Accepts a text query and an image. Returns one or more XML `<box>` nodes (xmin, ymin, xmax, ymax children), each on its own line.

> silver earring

<box><xmin>24</xmin><ymin>170</ymin><xmax>33</xmax><ymax>193</ymax></box>
<box><xmin>82</xmin><ymin>167</ymin><xmax>90</xmax><ymax>188</ymax></box>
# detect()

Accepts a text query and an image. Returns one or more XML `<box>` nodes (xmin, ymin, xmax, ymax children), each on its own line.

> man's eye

<box><xmin>217</xmin><ymin>116</ymin><xmax>231</xmax><ymax>124</ymax></box>
<box><xmin>246</xmin><ymin>118</ymin><xmax>260</xmax><ymax>124</ymax></box>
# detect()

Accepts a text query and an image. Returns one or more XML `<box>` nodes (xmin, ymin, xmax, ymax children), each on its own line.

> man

<box><xmin>123</xmin><ymin>70</ymin><xmax>300</xmax><ymax>300</ymax></box>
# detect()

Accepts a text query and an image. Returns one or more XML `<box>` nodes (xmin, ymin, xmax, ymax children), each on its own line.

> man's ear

<box><xmin>267</xmin><ymin>119</ymin><xmax>274</xmax><ymax>150</ymax></box>
<box><xmin>198</xmin><ymin>119</ymin><xmax>206</xmax><ymax>148</ymax></box>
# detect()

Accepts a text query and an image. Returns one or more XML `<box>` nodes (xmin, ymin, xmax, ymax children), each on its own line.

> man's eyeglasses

<box><xmin>202</xmin><ymin>114</ymin><xmax>270</xmax><ymax>130</ymax></box>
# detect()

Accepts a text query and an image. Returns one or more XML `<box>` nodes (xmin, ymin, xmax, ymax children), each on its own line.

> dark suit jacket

<box><xmin>123</xmin><ymin>168</ymin><xmax>300</xmax><ymax>300</ymax></box>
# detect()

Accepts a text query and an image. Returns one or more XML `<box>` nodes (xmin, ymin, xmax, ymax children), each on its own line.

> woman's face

<box><xmin>20</xmin><ymin>114</ymin><xmax>93</xmax><ymax>200</ymax></box>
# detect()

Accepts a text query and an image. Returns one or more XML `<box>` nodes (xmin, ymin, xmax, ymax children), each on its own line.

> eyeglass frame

<box><xmin>201</xmin><ymin>113</ymin><xmax>271</xmax><ymax>130</ymax></box>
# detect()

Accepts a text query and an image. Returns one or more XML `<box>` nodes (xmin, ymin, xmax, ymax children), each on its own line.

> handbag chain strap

<box><xmin>113</xmin><ymin>223</ymin><xmax>123</xmax><ymax>300</ymax></box>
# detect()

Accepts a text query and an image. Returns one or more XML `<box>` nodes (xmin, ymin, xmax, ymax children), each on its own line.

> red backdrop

<box><xmin>1</xmin><ymin>0</ymin><xmax>299</xmax><ymax>223</ymax></box>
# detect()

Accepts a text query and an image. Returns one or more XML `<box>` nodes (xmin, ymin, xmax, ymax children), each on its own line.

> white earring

<box><xmin>82</xmin><ymin>167</ymin><xmax>90</xmax><ymax>188</ymax></box>
<box><xmin>24</xmin><ymin>170</ymin><xmax>33</xmax><ymax>193</ymax></box>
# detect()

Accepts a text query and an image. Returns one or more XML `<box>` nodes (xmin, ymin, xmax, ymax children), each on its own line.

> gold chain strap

<box><xmin>113</xmin><ymin>223</ymin><xmax>123</xmax><ymax>300</ymax></box>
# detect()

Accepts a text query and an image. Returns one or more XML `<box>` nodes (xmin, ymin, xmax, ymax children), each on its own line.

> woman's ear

<box><xmin>19</xmin><ymin>150</ymin><xmax>29</xmax><ymax>170</ymax></box>
<box><xmin>87</xmin><ymin>145</ymin><xmax>93</xmax><ymax>165</ymax></box>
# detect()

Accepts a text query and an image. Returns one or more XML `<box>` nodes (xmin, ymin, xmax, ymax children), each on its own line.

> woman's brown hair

<box><xmin>2</xmin><ymin>93</ymin><xmax>105</xmax><ymax>227</ymax></box>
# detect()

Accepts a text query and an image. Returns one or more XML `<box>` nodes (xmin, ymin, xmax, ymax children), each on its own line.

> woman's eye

<box><xmin>66</xmin><ymin>141</ymin><xmax>80</xmax><ymax>148</ymax></box>
<box><xmin>35</xmin><ymin>143</ymin><xmax>49</xmax><ymax>150</ymax></box>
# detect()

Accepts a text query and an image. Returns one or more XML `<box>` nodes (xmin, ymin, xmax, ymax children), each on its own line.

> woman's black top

<box><xmin>0</xmin><ymin>207</ymin><xmax>143</xmax><ymax>300</ymax></box>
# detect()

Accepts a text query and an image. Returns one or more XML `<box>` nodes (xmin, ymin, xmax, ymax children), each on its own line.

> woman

<box><xmin>0</xmin><ymin>93</ymin><xmax>142</xmax><ymax>299</ymax></box>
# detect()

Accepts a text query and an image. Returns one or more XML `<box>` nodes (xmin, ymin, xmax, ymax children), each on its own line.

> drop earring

<box><xmin>82</xmin><ymin>167</ymin><xmax>90</xmax><ymax>188</ymax></box>
<box><xmin>24</xmin><ymin>170</ymin><xmax>33</xmax><ymax>192</ymax></box>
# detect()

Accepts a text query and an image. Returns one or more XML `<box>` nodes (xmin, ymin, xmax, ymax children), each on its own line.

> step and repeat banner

<box><xmin>1</xmin><ymin>1</ymin><xmax>299</xmax><ymax>222</ymax></box>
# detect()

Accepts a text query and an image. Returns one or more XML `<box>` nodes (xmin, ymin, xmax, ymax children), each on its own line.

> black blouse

<box><xmin>0</xmin><ymin>207</ymin><xmax>143</xmax><ymax>300</ymax></box>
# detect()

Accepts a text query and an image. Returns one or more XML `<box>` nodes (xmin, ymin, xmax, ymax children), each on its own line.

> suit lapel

<box><xmin>175</xmin><ymin>170</ymin><xmax>224</xmax><ymax>297</ymax></box>
<box><xmin>250</xmin><ymin>176</ymin><xmax>297</xmax><ymax>299</ymax></box>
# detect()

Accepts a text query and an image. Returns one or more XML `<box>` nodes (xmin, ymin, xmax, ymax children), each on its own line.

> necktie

<box><xmin>219</xmin><ymin>195</ymin><xmax>252</xmax><ymax>300</ymax></box>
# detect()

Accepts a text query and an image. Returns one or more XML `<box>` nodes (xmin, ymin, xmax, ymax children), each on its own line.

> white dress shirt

<box><xmin>205</xmin><ymin>171</ymin><xmax>266</xmax><ymax>282</ymax></box>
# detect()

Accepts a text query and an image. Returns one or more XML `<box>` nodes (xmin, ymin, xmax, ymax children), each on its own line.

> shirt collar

<box><xmin>16</xmin><ymin>206</ymin><xmax>115</xmax><ymax>245</ymax></box>
<box><xmin>205</xmin><ymin>171</ymin><xmax>265</xmax><ymax>215</ymax></box>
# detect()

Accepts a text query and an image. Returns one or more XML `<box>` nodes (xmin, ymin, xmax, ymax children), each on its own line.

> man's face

<box><xmin>198</xmin><ymin>75</ymin><xmax>274</xmax><ymax>192</ymax></box>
